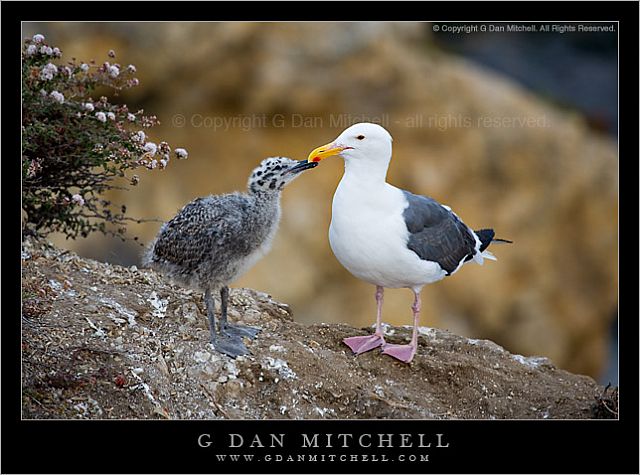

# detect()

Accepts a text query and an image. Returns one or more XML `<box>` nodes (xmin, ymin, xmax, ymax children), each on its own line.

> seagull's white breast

<box><xmin>329</xmin><ymin>177</ymin><xmax>446</xmax><ymax>289</ymax></box>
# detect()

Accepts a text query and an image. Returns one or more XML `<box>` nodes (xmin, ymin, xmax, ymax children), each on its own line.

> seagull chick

<box><xmin>144</xmin><ymin>157</ymin><xmax>318</xmax><ymax>358</ymax></box>
<box><xmin>307</xmin><ymin>123</ymin><xmax>511</xmax><ymax>364</ymax></box>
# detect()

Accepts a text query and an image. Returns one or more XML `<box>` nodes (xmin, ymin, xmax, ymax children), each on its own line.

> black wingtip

<box><xmin>474</xmin><ymin>229</ymin><xmax>513</xmax><ymax>251</ymax></box>
<box><xmin>474</xmin><ymin>229</ymin><xmax>495</xmax><ymax>252</ymax></box>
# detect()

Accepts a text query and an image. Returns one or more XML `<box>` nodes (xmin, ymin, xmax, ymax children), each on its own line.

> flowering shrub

<box><xmin>22</xmin><ymin>34</ymin><xmax>188</xmax><ymax>240</ymax></box>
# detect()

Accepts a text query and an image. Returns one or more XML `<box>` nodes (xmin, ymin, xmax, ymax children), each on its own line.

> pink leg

<box><xmin>343</xmin><ymin>286</ymin><xmax>387</xmax><ymax>354</ymax></box>
<box><xmin>382</xmin><ymin>289</ymin><xmax>421</xmax><ymax>363</ymax></box>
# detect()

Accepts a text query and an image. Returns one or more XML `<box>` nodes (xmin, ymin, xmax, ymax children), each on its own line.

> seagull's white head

<box><xmin>307</xmin><ymin>122</ymin><xmax>393</xmax><ymax>170</ymax></box>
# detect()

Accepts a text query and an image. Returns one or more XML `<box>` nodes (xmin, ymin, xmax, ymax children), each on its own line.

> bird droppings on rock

<box><xmin>193</xmin><ymin>350</ymin><xmax>213</xmax><ymax>364</ymax></box>
<box><xmin>48</xmin><ymin>279</ymin><xmax>63</xmax><ymax>292</ymax></box>
<box><xmin>176</xmin><ymin>302</ymin><xmax>200</xmax><ymax>323</ymax></box>
<box><xmin>21</xmin><ymin>237</ymin><xmax>614</xmax><ymax>420</ymax></box>
<box><xmin>511</xmin><ymin>354</ymin><xmax>553</xmax><ymax>369</ymax></box>
<box><xmin>100</xmin><ymin>297</ymin><xmax>138</xmax><ymax>326</ymax></box>
<box><xmin>418</xmin><ymin>326</ymin><xmax>439</xmax><ymax>339</ymax></box>
<box><xmin>147</xmin><ymin>291</ymin><xmax>169</xmax><ymax>319</ymax></box>
<box><xmin>263</xmin><ymin>357</ymin><xmax>297</xmax><ymax>381</ymax></box>
<box><xmin>84</xmin><ymin>317</ymin><xmax>106</xmax><ymax>338</ymax></box>
<box><xmin>314</xmin><ymin>406</ymin><xmax>336</xmax><ymax>418</ymax></box>
<box><xmin>378</xmin><ymin>322</ymin><xmax>396</xmax><ymax>336</ymax></box>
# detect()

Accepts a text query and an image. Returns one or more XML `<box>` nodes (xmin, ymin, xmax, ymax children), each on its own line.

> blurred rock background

<box><xmin>23</xmin><ymin>22</ymin><xmax>618</xmax><ymax>381</ymax></box>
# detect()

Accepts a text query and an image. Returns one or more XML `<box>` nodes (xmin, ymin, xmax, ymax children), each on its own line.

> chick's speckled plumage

<box><xmin>144</xmin><ymin>157</ymin><xmax>305</xmax><ymax>290</ymax></box>
<box><xmin>146</xmin><ymin>192</ymin><xmax>280</xmax><ymax>290</ymax></box>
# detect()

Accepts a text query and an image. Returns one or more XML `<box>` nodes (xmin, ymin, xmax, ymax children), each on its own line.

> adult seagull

<box><xmin>307</xmin><ymin>122</ymin><xmax>510</xmax><ymax>363</ymax></box>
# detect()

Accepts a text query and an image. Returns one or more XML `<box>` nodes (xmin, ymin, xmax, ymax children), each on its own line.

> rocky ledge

<box><xmin>21</xmin><ymin>239</ymin><xmax>617</xmax><ymax>420</ymax></box>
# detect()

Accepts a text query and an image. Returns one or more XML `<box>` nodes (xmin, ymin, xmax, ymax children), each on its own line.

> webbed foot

<box><xmin>381</xmin><ymin>343</ymin><xmax>417</xmax><ymax>363</ymax></box>
<box><xmin>222</xmin><ymin>323</ymin><xmax>261</xmax><ymax>340</ymax></box>
<box><xmin>211</xmin><ymin>335</ymin><xmax>249</xmax><ymax>358</ymax></box>
<box><xmin>343</xmin><ymin>333</ymin><xmax>385</xmax><ymax>355</ymax></box>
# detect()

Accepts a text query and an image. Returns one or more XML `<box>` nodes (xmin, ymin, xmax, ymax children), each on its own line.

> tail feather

<box><xmin>473</xmin><ymin>228</ymin><xmax>512</xmax><ymax>268</ymax></box>
<box><xmin>481</xmin><ymin>250</ymin><xmax>497</xmax><ymax>261</ymax></box>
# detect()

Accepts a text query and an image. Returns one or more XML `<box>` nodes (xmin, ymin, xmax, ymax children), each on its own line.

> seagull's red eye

<box><xmin>356</xmin><ymin>135</ymin><xmax>365</xmax><ymax>140</ymax></box>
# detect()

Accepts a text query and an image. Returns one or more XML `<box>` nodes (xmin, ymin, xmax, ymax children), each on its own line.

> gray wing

<box><xmin>150</xmin><ymin>194</ymin><xmax>251</xmax><ymax>270</ymax></box>
<box><xmin>402</xmin><ymin>190</ymin><xmax>477</xmax><ymax>275</ymax></box>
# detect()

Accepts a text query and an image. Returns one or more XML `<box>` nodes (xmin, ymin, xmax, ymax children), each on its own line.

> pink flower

<box><xmin>159</xmin><ymin>141</ymin><xmax>170</xmax><ymax>154</ymax></box>
<box><xmin>143</xmin><ymin>142</ymin><xmax>157</xmax><ymax>156</ymax></box>
<box><xmin>133</xmin><ymin>131</ymin><xmax>145</xmax><ymax>142</ymax></box>
<box><xmin>174</xmin><ymin>148</ymin><xmax>188</xmax><ymax>159</ymax></box>
<box><xmin>60</xmin><ymin>66</ymin><xmax>73</xmax><ymax>77</ymax></box>
<box><xmin>40</xmin><ymin>63</ymin><xmax>58</xmax><ymax>80</ymax></box>
<box><xmin>95</xmin><ymin>112</ymin><xmax>107</xmax><ymax>123</ymax></box>
<box><xmin>71</xmin><ymin>194</ymin><xmax>85</xmax><ymax>206</ymax></box>
<box><xmin>107</xmin><ymin>65</ymin><xmax>120</xmax><ymax>78</ymax></box>
<box><xmin>49</xmin><ymin>90</ymin><xmax>64</xmax><ymax>104</ymax></box>
<box><xmin>32</xmin><ymin>34</ymin><xmax>45</xmax><ymax>43</ymax></box>
<box><xmin>106</xmin><ymin>112</ymin><xmax>116</xmax><ymax>121</ymax></box>
<box><xmin>27</xmin><ymin>159</ymin><xmax>42</xmax><ymax>178</ymax></box>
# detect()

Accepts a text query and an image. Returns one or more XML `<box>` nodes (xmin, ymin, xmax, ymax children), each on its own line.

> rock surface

<box><xmin>22</xmin><ymin>239</ymin><xmax>616</xmax><ymax>420</ymax></box>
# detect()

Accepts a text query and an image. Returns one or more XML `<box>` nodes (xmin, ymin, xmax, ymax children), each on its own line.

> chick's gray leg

<box><xmin>204</xmin><ymin>288</ymin><xmax>217</xmax><ymax>345</ymax></box>
<box><xmin>219</xmin><ymin>286</ymin><xmax>260</xmax><ymax>339</ymax></box>
<box><xmin>205</xmin><ymin>288</ymin><xmax>248</xmax><ymax>358</ymax></box>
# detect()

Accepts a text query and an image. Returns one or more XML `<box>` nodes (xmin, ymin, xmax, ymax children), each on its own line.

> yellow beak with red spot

<box><xmin>307</xmin><ymin>142</ymin><xmax>349</xmax><ymax>163</ymax></box>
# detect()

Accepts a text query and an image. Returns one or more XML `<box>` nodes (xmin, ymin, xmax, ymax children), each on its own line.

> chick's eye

<box><xmin>356</xmin><ymin>135</ymin><xmax>365</xmax><ymax>140</ymax></box>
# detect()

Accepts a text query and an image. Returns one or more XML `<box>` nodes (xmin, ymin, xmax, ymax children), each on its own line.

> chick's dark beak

<box><xmin>286</xmin><ymin>160</ymin><xmax>319</xmax><ymax>175</ymax></box>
